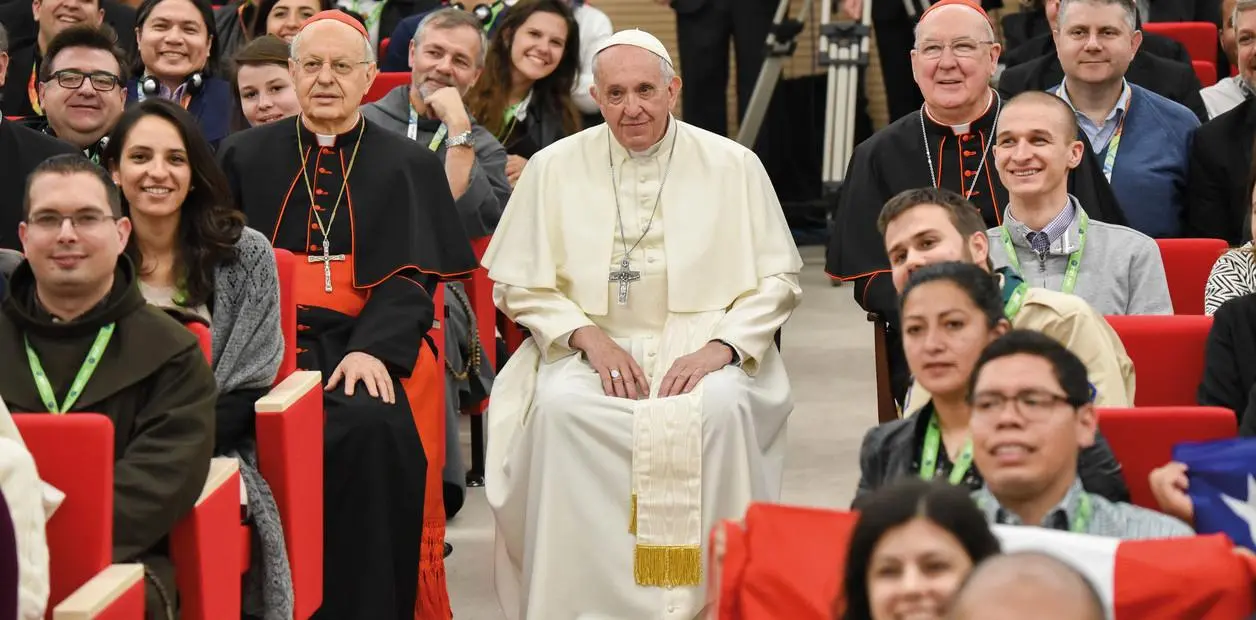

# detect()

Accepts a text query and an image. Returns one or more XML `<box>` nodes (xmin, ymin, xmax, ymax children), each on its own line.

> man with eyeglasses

<box><xmin>0</xmin><ymin>0</ymin><xmax>119</xmax><ymax>119</ymax></box>
<box><xmin>969</xmin><ymin>329</ymin><xmax>1192</xmax><ymax>538</ymax></box>
<box><xmin>0</xmin><ymin>23</ymin><xmax>78</xmax><ymax>252</ymax></box>
<box><xmin>217</xmin><ymin>10</ymin><xmax>476</xmax><ymax>620</ymax></box>
<box><xmin>826</xmin><ymin>0</ymin><xmax>1124</xmax><ymax>407</ymax></box>
<box><xmin>20</xmin><ymin>25</ymin><xmax>127</xmax><ymax>163</ymax></box>
<box><xmin>0</xmin><ymin>153</ymin><xmax>217</xmax><ymax>618</ymax></box>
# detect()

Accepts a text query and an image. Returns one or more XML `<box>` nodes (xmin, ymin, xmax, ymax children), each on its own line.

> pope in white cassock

<box><xmin>482</xmin><ymin>28</ymin><xmax>804</xmax><ymax>620</ymax></box>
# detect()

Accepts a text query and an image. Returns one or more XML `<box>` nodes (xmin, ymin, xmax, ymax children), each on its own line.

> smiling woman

<box><xmin>229</xmin><ymin>34</ymin><xmax>301</xmax><ymax>130</ymax></box>
<box><xmin>127</xmin><ymin>0</ymin><xmax>235</xmax><ymax>147</ymax></box>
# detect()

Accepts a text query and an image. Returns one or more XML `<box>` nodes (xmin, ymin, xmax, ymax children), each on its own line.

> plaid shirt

<box><xmin>974</xmin><ymin>478</ymin><xmax>1194</xmax><ymax>540</ymax></box>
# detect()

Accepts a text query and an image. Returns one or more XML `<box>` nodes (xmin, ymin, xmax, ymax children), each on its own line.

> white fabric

<box><xmin>1201</xmin><ymin>75</ymin><xmax>1247</xmax><ymax>120</ymax></box>
<box><xmin>138</xmin><ymin>281</ymin><xmax>212</xmax><ymax>324</ymax></box>
<box><xmin>485</xmin><ymin>117</ymin><xmax>801</xmax><ymax>619</ymax></box>
<box><xmin>0</xmin><ymin>398</ymin><xmax>55</xmax><ymax>620</ymax></box>
<box><xmin>595</xmin><ymin>28</ymin><xmax>672</xmax><ymax>66</ymax></box>
<box><xmin>993</xmin><ymin>525</ymin><xmax>1120</xmax><ymax>618</ymax></box>
<box><xmin>572</xmin><ymin>5</ymin><xmax>613</xmax><ymax>115</ymax></box>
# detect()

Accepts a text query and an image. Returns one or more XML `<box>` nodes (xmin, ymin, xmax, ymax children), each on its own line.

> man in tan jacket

<box><xmin>879</xmin><ymin>186</ymin><xmax>1136</xmax><ymax>411</ymax></box>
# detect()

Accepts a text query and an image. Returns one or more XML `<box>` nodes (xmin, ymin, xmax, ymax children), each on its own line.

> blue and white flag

<box><xmin>1174</xmin><ymin>437</ymin><xmax>1256</xmax><ymax>550</ymax></box>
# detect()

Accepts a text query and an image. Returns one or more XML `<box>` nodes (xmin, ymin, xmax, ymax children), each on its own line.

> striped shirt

<box><xmin>1059</xmin><ymin>79</ymin><xmax>1132</xmax><ymax>154</ymax></box>
<box><xmin>1204</xmin><ymin>244</ymin><xmax>1256</xmax><ymax>316</ymax></box>
<box><xmin>974</xmin><ymin>479</ymin><xmax>1194</xmax><ymax>540</ymax></box>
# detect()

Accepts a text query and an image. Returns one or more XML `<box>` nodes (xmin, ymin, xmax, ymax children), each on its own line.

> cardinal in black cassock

<box><xmin>825</xmin><ymin>87</ymin><xmax>1127</xmax><ymax>403</ymax></box>
<box><xmin>217</xmin><ymin>89</ymin><xmax>477</xmax><ymax>620</ymax></box>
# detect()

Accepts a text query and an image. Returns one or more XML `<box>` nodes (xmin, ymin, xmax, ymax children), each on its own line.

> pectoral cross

<box><xmin>609</xmin><ymin>257</ymin><xmax>640</xmax><ymax>305</ymax></box>
<box><xmin>308</xmin><ymin>236</ymin><xmax>346</xmax><ymax>293</ymax></box>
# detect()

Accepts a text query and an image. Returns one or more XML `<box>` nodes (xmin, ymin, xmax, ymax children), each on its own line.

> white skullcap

<box><xmin>594</xmin><ymin>29</ymin><xmax>673</xmax><ymax>67</ymax></box>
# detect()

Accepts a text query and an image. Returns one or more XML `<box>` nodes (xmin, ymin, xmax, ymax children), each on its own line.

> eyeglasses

<box><xmin>969</xmin><ymin>389</ymin><xmax>1081</xmax><ymax>422</ymax></box>
<box><xmin>294</xmin><ymin>57</ymin><xmax>372</xmax><ymax>76</ymax></box>
<box><xmin>27</xmin><ymin>212</ymin><xmax>118</xmax><ymax>232</ymax></box>
<box><xmin>915</xmin><ymin>39</ymin><xmax>995</xmax><ymax>59</ymax></box>
<box><xmin>44</xmin><ymin>69</ymin><xmax>122</xmax><ymax>92</ymax></box>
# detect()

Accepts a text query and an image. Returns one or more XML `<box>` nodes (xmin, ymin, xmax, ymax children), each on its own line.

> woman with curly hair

<box><xmin>466</xmin><ymin>0</ymin><xmax>581</xmax><ymax>185</ymax></box>
<box><xmin>103</xmin><ymin>97</ymin><xmax>292</xmax><ymax>620</ymax></box>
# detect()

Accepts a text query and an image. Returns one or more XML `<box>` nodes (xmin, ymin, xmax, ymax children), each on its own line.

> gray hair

<box><xmin>412</xmin><ymin>8</ymin><xmax>488</xmax><ymax>68</ymax></box>
<box><xmin>590</xmin><ymin>46</ymin><xmax>675</xmax><ymax>86</ymax></box>
<box><xmin>290</xmin><ymin>19</ymin><xmax>376</xmax><ymax>63</ymax></box>
<box><xmin>1056</xmin><ymin>0</ymin><xmax>1138</xmax><ymax>32</ymax></box>
<box><xmin>913</xmin><ymin>5</ymin><xmax>996</xmax><ymax>43</ymax></box>
<box><xmin>1235</xmin><ymin>0</ymin><xmax>1256</xmax><ymax>31</ymax></box>
<box><xmin>0</xmin><ymin>23</ymin><xmax>8</xmax><ymax>55</ymax></box>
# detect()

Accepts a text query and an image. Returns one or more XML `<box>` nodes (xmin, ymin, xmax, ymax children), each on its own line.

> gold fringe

<box><xmin>629</xmin><ymin>493</ymin><xmax>637</xmax><ymax>535</ymax></box>
<box><xmin>634</xmin><ymin>545</ymin><xmax>703</xmax><ymax>587</ymax></box>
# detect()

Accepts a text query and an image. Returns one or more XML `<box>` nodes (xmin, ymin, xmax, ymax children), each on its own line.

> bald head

<box><xmin>999</xmin><ymin>91</ymin><xmax>1079</xmax><ymax>140</ymax></box>
<box><xmin>914</xmin><ymin>4</ymin><xmax>996</xmax><ymax>43</ymax></box>
<box><xmin>948</xmin><ymin>552</ymin><xmax>1105</xmax><ymax>620</ymax></box>
<box><xmin>291</xmin><ymin>17</ymin><xmax>375</xmax><ymax>63</ymax></box>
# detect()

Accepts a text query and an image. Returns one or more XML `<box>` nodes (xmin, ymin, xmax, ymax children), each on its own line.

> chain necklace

<box><xmin>607</xmin><ymin>125</ymin><xmax>679</xmax><ymax>305</ymax></box>
<box><xmin>295</xmin><ymin>115</ymin><xmax>366</xmax><ymax>292</ymax></box>
<box><xmin>919</xmin><ymin>90</ymin><xmax>1002</xmax><ymax>199</ymax></box>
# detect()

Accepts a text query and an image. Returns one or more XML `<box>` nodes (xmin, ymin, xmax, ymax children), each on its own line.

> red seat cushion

<box><xmin>1098</xmin><ymin>406</ymin><xmax>1236</xmax><ymax>509</ymax></box>
<box><xmin>1105</xmin><ymin>314</ymin><xmax>1212</xmax><ymax>406</ymax></box>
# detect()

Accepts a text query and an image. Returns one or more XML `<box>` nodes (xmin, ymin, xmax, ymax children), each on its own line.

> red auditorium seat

<box><xmin>1142</xmin><ymin>22</ymin><xmax>1217</xmax><ymax>65</ymax></box>
<box><xmin>1105</xmin><ymin>314</ymin><xmax>1211</xmax><ymax>406</ymax></box>
<box><xmin>364</xmin><ymin>72</ymin><xmax>408</xmax><ymax>104</ymax></box>
<box><xmin>1156</xmin><ymin>238</ymin><xmax>1228</xmax><ymax>314</ymax></box>
<box><xmin>1097</xmin><ymin>406</ymin><xmax>1236</xmax><ymax>509</ymax></box>
<box><xmin>710</xmin><ymin>502</ymin><xmax>1256</xmax><ymax>620</ymax></box>
<box><xmin>1193</xmin><ymin>60</ymin><xmax>1217</xmax><ymax>87</ymax></box>
<box><xmin>180</xmin><ymin>248</ymin><xmax>324</xmax><ymax>620</ymax></box>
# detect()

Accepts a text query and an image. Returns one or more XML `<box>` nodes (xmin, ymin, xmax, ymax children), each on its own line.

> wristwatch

<box><xmin>446</xmin><ymin>129</ymin><xmax>474</xmax><ymax>149</ymax></box>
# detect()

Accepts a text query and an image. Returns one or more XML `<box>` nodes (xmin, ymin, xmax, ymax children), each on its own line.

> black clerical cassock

<box><xmin>824</xmin><ymin>91</ymin><xmax>1127</xmax><ymax>401</ymax></box>
<box><xmin>217</xmin><ymin>115</ymin><xmax>477</xmax><ymax>620</ymax></box>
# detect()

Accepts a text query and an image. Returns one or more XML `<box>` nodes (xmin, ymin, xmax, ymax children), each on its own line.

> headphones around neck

<box><xmin>139</xmin><ymin>72</ymin><xmax>205</xmax><ymax>97</ymax></box>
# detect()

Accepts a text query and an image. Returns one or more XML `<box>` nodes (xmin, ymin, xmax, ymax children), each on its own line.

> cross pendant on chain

<box><xmin>308</xmin><ymin>236</ymin><xmax>346</xmax><ymax>293</ymax></box>
<box><xmin>608</xmin><ymin>257</ymin><xmax>640</xmax><ymax>305</ymax></box>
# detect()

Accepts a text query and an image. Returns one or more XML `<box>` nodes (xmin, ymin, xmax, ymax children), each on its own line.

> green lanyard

<box><xmin>999</xmin><ymin>209</ymin><xmax>1088</xmax><ymax>295</ymax></box>
<box><xmin>1069</xmin><ymin>493</ymin><xmax>1093</xmax><ymax>534</ymax></box>
<box><xmin>349</xmin><ymin>0</ymin><xmax>385</xmax><ymax>31</ymax></box>
<box><xmin>1057</xmin><ymin>83</ymin><xmax>1131</xmax><ymax>183</ymax></box>
<box><xmin>24</xmin><ymin>323</ymin><xmax>115</xmax><ymax>414</ymax></box>
<box><xmin>1004</xmin><ymin>282</ymin><xmax>1029</xmax><ymax>320</ymax></box>
<box><xmin>919</xmin><ymin>413</ymin><xmax>975</xmax><ymax>485</ymax></box>
<box><xmin>407</xmin><ymin>106</ymin><xmax>447</xmax><ymax>151</ymax></box>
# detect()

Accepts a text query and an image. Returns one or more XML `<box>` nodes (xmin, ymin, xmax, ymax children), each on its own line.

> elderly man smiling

<box><xmin>484</xmin><ymin>28</ymin><xmax>802</xmax><ymax>620</ymax></box>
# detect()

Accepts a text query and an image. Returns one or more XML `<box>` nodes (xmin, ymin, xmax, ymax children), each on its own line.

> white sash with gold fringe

<box><xmin>628</xmin><ymin>310</ymin><xmax>725</xmax><ymax>588</ymax></box>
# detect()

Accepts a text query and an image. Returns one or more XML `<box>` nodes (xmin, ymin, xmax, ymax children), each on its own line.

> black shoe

<box><xmin>444</xmin><ymin>542</ymin><xmax>453</xmax><ymax>558</ymax></box>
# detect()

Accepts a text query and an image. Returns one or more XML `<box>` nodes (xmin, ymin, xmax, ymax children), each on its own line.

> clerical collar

<box><xmin>299</xmin><ymin>113</ymin><xmax>366</xmax><ymax>148</ymax></box>
<box><xmin>922</xmin><ymin>89</ymin><xmax>995</xmax><ymax>136</ymax></box>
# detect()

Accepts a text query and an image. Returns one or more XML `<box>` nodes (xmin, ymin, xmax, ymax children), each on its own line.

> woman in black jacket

<box><xmin>854</xmin><ymin>262</ymin><xmax>1130</xmax><ymax>505</ymax></box>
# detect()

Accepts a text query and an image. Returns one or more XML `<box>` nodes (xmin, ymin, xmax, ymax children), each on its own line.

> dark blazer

<box><xmin>0</xmin><ymin>44</ymin><xmax>41</xmax><ymax>119</ymax></box>
<box><xmin>1185</xmin><ymin>97</ymin><xmax>1255</xmax><ymax>244</ymax></box>
<box><xmin>1002</xmin><ymin>31</ymin><xmax>1192</xmax><ymax>69</ymax></box>
<box><xmin>0</xmin><ymin>120</ymin><xmax>78</xmax><ymax>251</ymax></box>
<box><xmin>998</xmin><ymin>48</ymin><xmax>1208</xmax><ymax>121</ymax></box>
<box><xmin>1200</xmin><ymin>292</ymin><xmax>1256</xmax><ymax>425</ymax></box>
<box><xmin>854</xmin><ymin>408</ymin><xmax>1132</xmax><ymax>506</ymax></box>
<box><xmin>125</xmin><ymin>77</ymin><xmax>234</xmax><ymax>149</ymax></box>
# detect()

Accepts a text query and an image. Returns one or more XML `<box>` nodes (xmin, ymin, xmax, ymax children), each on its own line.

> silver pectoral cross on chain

<box><xmin>308</xmin><ymin>236</ymin><xmax>346</xmax><ymax>293</ymax></box>
<box><xmin>608</xmin><ymin>257</ymin><xmax>641</xmax><ymax>305</ymax></box>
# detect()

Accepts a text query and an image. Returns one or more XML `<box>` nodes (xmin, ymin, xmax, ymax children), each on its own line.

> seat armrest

<box><xmin>254</xmin><ymin>370</ymin><xmax>324</xmax><ymax>619</ymax></box>
<box><xmin>170</xmin><ymin>458</ymin><xmax>242</xmax><ymax>620</ymax></box>
<box><xmin>53</xmin><ymin>563</ymin><xmax>145</xmax><ymax>620</ymax></box>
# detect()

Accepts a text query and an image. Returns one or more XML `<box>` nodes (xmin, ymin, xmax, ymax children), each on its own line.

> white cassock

<box><xmin>483</xmin><ymin>117</ymin><xmax>803</xmax><ymax>620</ymax></box>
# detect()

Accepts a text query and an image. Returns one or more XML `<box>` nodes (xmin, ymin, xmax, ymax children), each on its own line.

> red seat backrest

<box><xmin>1142</xmin><ymin>21</ymin><xmax>1218</xmax><ymax>65</ymax></box>
<box><xmin>1104</xmin><ymin>314</ymin><xmax>1212</xmax><ymax>406</ymax></box>
<box><xmin>274</xmin><ymin>249</ymin><xmax>297</xmax><ymax>382</ymax></box>
<box><xmin>364</xmin><ymin>72</ymin><xmax>408</xmax><ymax>104</ymax></box>
<box><xmin>1193</xmin><ymin>60</ymin><xmax>1218</xmax><ymax>87</ymax></box>
<box><xmin>1097</xmin><ymin>406</ymin><xmax>1236</xmax><ymax>509</ymax></box>
<box><xmin>1156</xmin><ymin>238</ymin><xmax>1228</xmax><ymax>314</ymax></box>
<box><xmin>188</xmin><ymin>322</ymin><xmax>212</xmax><ymax>363</ymax></box>
<box><xmin>12</xmin><ymin>414</ymin><xmax>114</xmax><ymax>609</ymax></box>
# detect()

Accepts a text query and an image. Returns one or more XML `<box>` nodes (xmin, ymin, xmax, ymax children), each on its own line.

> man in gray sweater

<box><xmin>988</xmin><ymin>91</ymin><xmax>1172</xmax><ymax>316</ymax></box>
<box><xmin>360</xmin><ymin>7</ymin><xmax>510</xmax><ymax>519</ymax></box>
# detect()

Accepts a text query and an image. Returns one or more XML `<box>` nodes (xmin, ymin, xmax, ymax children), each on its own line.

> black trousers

<box><xmin>675</xmin><ymin>0</ymin><xmax>777</xmax><ymax>136</ymax></box>
<box><xmin>871</xmin><ymin>15</ymin><xmax>924</xmax><ymax>122</ymax></box>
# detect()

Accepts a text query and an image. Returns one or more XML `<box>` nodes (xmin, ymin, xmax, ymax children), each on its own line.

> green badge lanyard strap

<box><xmin>1056</xmin><ymin>83</ymin><xmax>1131</xmax><ymax>183</ymax></box>
<box><xmin>1069</xmin><ymin>493</ymin><xmax>1093</xmax><ymax>533</ymax></box>
<box><xmin>24</xmin><ymin>323</ymin><xmax>115</xmax><ymax>414</ymax></box>
<box><xmin>407</xmin><ymin>106</ymin><xmax>448</xmax><ymax>151</ymax></box>
<box><xmin>1004</xmin><ymin>281</ymin><xmax>1029</xmax><ymax>320</ymax></box>
<box><xmin>999</xmin><ymin>209</ymin><xmax>1089</xmax><ymax>295</ymax></box>
<box><xmin>349</xmin><ymin>0</ymin><xmax>385</xmax><ymax>33</ymax></box>
<box><xmin>919</xmin><ymin>413</ymin><xmax>975</xmax><ymax>485</ymax></box>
